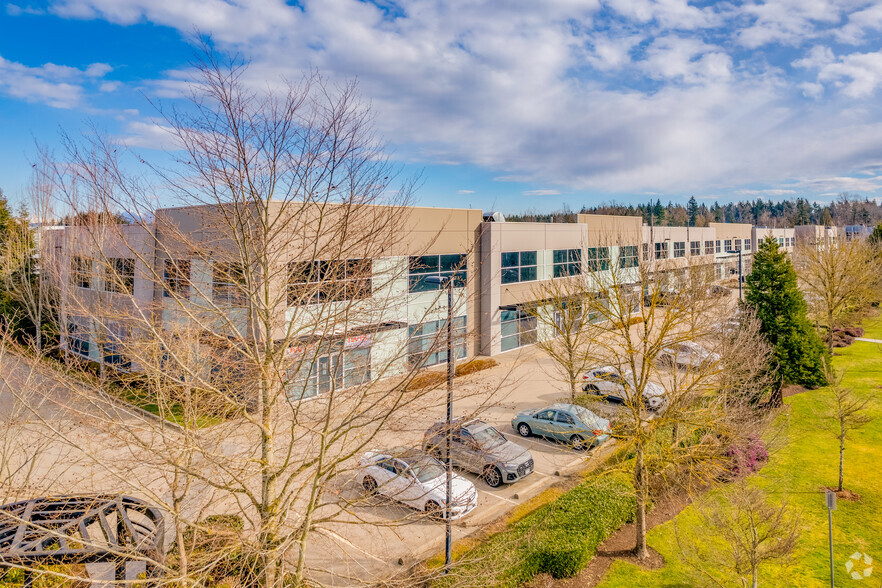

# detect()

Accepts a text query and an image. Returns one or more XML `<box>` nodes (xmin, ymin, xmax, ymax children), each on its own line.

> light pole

<box><xmin>425</xmin><ymin>274</ymin><xmax>455</xmax><ymax>573</ymax></box>
<box><xmin>725</xmin><ymin>248</ymin><xmax>743</xmax><ymax>300</ymax></box>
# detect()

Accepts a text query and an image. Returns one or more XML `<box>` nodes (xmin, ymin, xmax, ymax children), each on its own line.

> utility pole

<box><xmin>826</xmin><ymin>489</ymin><xmax>836</xmax><ymax>588</ymax></box>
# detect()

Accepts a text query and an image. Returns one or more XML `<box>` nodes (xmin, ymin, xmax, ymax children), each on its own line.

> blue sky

<box><xmin>3</xmin><ymin>0</ymin><xmax>882</xmax><ymax>213</ymax></box>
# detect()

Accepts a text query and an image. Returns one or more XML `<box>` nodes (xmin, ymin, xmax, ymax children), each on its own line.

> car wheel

<box><xmin>569</xmin><ymin>435</ymin><xmax>586</xmax><ymax>451</ymax></box>
<box><xmin>483</xmin><ymin>465</ymin><xmax>503</xmax><ymax>488</ymax></box>
<box><xmin>425</xmin><ymin>500</ymin><xmax>443</xmax><ymax>520</ymax></box>
<box><xmin>517</xmin><ymin>423</ymin><xmax>532</xmax><ymax>437</ymax></box>
<box><xmin>362</xmin><ymin>476</ymin><xmax>378</xmax><ymax>495</ymax></box>
<box><xmin>583</xmin><ymin>384</ymin><xmax>599</xmax><ymax>393</ymax></box>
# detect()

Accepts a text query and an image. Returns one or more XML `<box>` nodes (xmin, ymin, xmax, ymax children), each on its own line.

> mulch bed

<box><xmin>823</xmin><ymin>486</ymin><xmax>862</xmax><ymax>502</ymax></box>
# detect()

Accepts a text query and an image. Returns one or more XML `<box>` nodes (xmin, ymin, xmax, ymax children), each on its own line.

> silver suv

<box><xmin>423</xmin><ymin>419</ymin><xmax>534</xmax><ymax>488</ymax></box>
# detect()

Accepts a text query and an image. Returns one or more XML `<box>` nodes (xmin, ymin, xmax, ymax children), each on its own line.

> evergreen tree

<box><xmin>870</xmin><ymin>222</ymin><xmax>882</xmax><ymax>248</ymax></box>
<box><xmin>745</xmin><ymin>236</ymin><xmax>828</xmax><ymax>388</ymax></box>
<box><xmin>653</xmin><ymin>199</ymin><xmax>665</xmax><ymax>225</ymax></box>
<box><xmin>687</xmin><ymin>195</ymin><xmax>698</xmax><ymax>226</ymax></box>
<box><xmin>0</xmin><ymin>188</ymin><xmax>11</xmax><ymax>242</ymax></box>
<box><xmin>793</xmin><ymin>198</ymin><xmax>811</xmax><ymax>225</ymax></box>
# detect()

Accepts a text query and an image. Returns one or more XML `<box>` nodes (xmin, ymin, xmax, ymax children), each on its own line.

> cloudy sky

<box><xmin>2</xmin><ymin>0</ymin><xmax>882</xmax><ymax>211</ymax></box>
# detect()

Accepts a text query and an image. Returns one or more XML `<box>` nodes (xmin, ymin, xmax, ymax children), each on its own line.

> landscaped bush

<box><xmin>433</xmin><ymin>474</ymin><xmax>635</xmax><ymax>587</ymax></box>
<box><xmin>405</xmin><ymin>371</ymin><xmax>446</xmax><ymax>391</ymax></box>
<box><xmin>455</xmin><ymin>357</ymin><xmax>499</xmax><ymax>377</ymax></box>
<box><xmin>613</xmin><ymin>316</ymin><xmax>644</xmax><ymax>329</ymax></box>
<box><xmin>726</xmin><ymin>436</ymin><xmax>768</xmax><ymax>477</ymax></box>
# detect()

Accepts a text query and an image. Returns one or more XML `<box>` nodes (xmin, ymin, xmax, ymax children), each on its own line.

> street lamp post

<box><xmin>725</xmin><ymin>248</ymin><xmax>743</xmax><ymax>300</ymax></box>
<box><xmin>424</xmin><ymin>274</ymin><xmax>455</xmax><ymax>574</ymax></box>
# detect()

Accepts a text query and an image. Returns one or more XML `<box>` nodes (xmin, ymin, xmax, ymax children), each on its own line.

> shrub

<box><xmin>727</xmin><ymin>436</ymin><xmax>768</xmax><ymax>477</ymax></box>
<box><xmin>434</xmin><ymin>475</ymin><xmax>635</xmax><ymax>587</ymax></box>
<box><xmin>455</xmin><ymin>357</ymin><xmax>499</xmax><ymax>377</ymax></box>
<box><xmin>405</xmin><ymin>371</ymin><xmax>445</xmax><ymax>391</ymax></box>
<box><xmin>613</xmin><ymin>316</ymin><xmax>644</xmax><ymax>329</ymax></box>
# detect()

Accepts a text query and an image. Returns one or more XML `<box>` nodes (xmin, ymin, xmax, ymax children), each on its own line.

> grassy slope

<box><xmin>597</xmin><ymin>320</ymin><xmax>882</xmax><ymax>588</ymax></box>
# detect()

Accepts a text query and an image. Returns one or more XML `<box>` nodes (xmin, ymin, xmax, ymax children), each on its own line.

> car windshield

<box><xmin>469</xmin><ymin>425</ymin><xmax>507</xmax><ymax>449</ymax></box>
<box><xmin>404</xmin><ymin>455</ymin><xmax>446</xmax><ymax>482</ymax></box>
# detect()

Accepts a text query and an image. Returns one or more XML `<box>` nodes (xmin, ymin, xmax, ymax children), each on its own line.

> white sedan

<box><xmin>356</xmin><ymin>448</ymin><xmax>478</xmax><ymax>519</ymax></box>
<box><xmin>582</xmin><ymin>366</ymin><xmax>667</xmax><ymax>411</ymax></box>
<box><xmin>659</xmin><ymin>341</ymin><xmax>721</xmax><ymax>369</ymax></box>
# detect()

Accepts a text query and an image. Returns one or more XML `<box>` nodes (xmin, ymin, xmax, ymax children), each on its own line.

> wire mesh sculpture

<box><xmin>0</xmin><ymin>495</ymin><xmax>165</xmax><ymax>586</ymax></box>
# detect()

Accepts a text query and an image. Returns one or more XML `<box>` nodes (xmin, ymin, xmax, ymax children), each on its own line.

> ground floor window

<box><xmin>103</xmin><ymin>321</ymin><xmax>131</xmax><ymax>370</ymax></box>
<box><xmin>501</xmin><ymin>310</ymin><xmax>537</xmax><ymax>352</ymax></box>
<box><xmin>408</xmin><ymin>317</ymin><xmax>467</xmax><ymax>368</ymax></box>
<box><xmin>67</xmin><ymin>320</ymin><xmax>90</xmax><ymax>358</ymax></box>
<box><xmin>287</xmin><ymin>345</ymin><xmax>372</xmax><ymax>400</ymax></box>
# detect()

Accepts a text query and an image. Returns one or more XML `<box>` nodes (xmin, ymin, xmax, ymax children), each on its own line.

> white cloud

<box><xmin>640</xmin><ymin>36</ymin><xmax>732</xmax><ymax>84</ymax></box>
<box><xmin>456</xmin><ymin>189</ymin><xmax>474</xmax><ymax>194</ymax></box>
<box><xmin>816</xmin><ymin>50</ymin><xmax>882</xmax><ymax>98</ymax></box>
<box><xmin>737</xmin><ymin>0</ymin><xmax>843</xmax><ymax>49</ymax></box>
<box><xmin>835</xmin><ymin>3</ymin><xmax>882</xmax><ymax>45</ymax></box>
<box><xmin>523</xmin><ymin>189</ymin><xmax>561</xmax><ymax>196</ymax></box>
<box><xmin>117</xmin><ymin>120</ymin><xmax>181</xmax><ymax>149</ymax></box>
<box><xmin>0</xmin><ymin>54</ymin><xmax>112</xmax><ymax>108</ymax></box>
<box><xmin>735</xmin><ymin>189</ymin><xmax>797</xmax><ymax>196</ymax></box>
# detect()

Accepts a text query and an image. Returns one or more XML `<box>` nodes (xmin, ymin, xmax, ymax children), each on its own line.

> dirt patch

<box><xmin>538</xmin><ymin>491</ymin><xmax>695</xmax><ymax>588</ymax></box>
<box><xmin>782</xmin><ymin>384</ymin><xmax>808</xmax><ymax>397</ymax></box>
<box><xmin>823</xmin><ymin>486</ymin><xmax>862</xmax><ymax>502</ymax></box>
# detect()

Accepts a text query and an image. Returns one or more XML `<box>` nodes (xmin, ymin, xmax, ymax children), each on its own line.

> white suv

<box><xmin>582</xmin><ymin>366</ymin><xmax>667</xmax><ymax>411</ymax></box>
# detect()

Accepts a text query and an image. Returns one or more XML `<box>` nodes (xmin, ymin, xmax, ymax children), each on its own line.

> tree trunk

<box><xmin>838</xmin><ymin>432</ymin><xmax>845</xmax><ymax>492</ymax></box>
<box><xmin>827</xmin><ymin>309</ymin><xmax>834</xmax><ymax>355</ymax></box>
<box><xmin>752</xmin><ymin>566</ymin><xmax>758</xmax><ymax>588</ymax></box>
<box><xmin>634</xmin><ymin>443</ymin><xmax>648</xmax><ymax>559</ymax></box>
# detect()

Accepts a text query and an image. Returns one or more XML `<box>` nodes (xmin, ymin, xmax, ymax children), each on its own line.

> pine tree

<box><xmin>653</xmin><ymin>199</ymin><xmax>665</xmax><ymax>225</ymax></box>
<box><xmin>746</xmin><ymin>235</ymin><xmax>828</xmax><ymax>388</ymax></box>
<box><xmin>687</xmin><ymin>195</ymin><xmax>698</xmax><ymax>227</ymax></box>
<box><xmin>870</xmin><ymin>222</ymin><xmax>882</xmax><ymax>248</ymax></box>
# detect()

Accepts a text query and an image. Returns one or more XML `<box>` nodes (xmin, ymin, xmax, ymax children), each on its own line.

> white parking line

<box><xmin>480</xmin><ymin>491</ymin><xmax>518</xmax><ymax>505</ymax></box>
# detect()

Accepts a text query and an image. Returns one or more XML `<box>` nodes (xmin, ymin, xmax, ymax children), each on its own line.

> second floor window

<box><xmin>745</xmin><ymin>239</ymin><xmax>752</xmax><ymax>250</ymax></box>
<box><xmin>553</xmin><ymin>249</ymin><xmax>582</xmax><ymax>277</ymax></box>
<box><xmin>163</xmin><ymin>259</ymin><xmax>191</xmax><ymax>298</ymax></box>
<box><xmin>104</xmin><ymin>258</ymin><xmax>134</xmax><ymax>294</ymax></box>
<box><xmin>642</xmin><ymin>243</ymin><xmax>649</xmax><ymax>261</ymax></box>
<box><xmin>408</xmin><ymin>254</ymin><xmax>467</xmax><ymax>292</ymax></box>
<box><xmin>620</xmin><ymin>246</ymin><xmax>639</xmax><ymax>268</ymax></box>
<box><xmin>654</xmin><ymin>242</ymin><xmax>667</xmax><ymax>260</ymax></box>
<box><xmin>734</xmin><ymin>239</ymin><xmax>742</xmax><ymax>251</ymax></box>
<box><xmin>715</xmin><ymin>240</ymin><xmax>721</xmax><ymax>253</ymax></box>
<box><xmin>501</xmin><ymin>251</ymin><xmax>537</xmax><ymax>284</ymax></box>
<box><xmin>690</xmin><ymin>241</ymin><xmax>700</xmax><ymax>256</ymax></box>
<box><xmin>704</xmin><ymin>240</ymin><xmax>714</xmax><ymax>254</ymax></box>
<box><xmin>586</xmin><ymin>247</ymin><xmax>610</xmax><ymax>272</ymax></box>
<box><xmin>213</xmin><ymin>262</ymin><xmax>246</xmax><ymax>305</ymax></box>
<box><xmin>73</xmin><ymin>256</ymin><xmax>91</xmax><ymax>288</ymax></box>
<box><xmin>288</xmin><ymin>259</ymin><xmax>372</xmax><ymax>305</ymax></box>
<box><xmin>724</xmin><ymin>239</ymin><xmax>732</xmax><ymax>252</ymax></box>
<box><xmin>674</xmin><ymin>242</ymin><xmax>685</xmax><ymax>258</ymax></box>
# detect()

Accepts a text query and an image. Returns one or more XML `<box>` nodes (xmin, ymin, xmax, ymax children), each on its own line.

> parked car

<box><xmin>659</xmin><ymin>341</ymin><xmax>721</xmax><ymax>369</ymax></box>
<box><xmin>356</xmin><ymin>448</ymin><xmax>478</xmax><ymax>519</ymax></box>
<box><xmin>423</xmin><ymin>419</ymin><xmax>534</xmax><ymax>488</ymax></box>
<box><xmin>581</xmin><ymin>366</ymin><xmax>667</xmax><ymax>411</ymax></box>
<box><xmin>511</xmin><ymin>403</ymin><xmax>611</xmax><ymax>450</ymax></box>
<box><xmin>708</xmin><ymin>285</ymin><xmax>730</xmax><ymax>297</ymax></box>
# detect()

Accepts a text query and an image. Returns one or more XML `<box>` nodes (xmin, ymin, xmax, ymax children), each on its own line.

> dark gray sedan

<box><xmin>423</xmin><ymin>419</ymin><xmax>534</xmax><ymax>487</ymax></box>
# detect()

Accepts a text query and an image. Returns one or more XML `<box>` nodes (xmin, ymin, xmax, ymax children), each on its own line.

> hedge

<box><xmin>433</xmin><ymin>474</ymin><xmax>635</xmax><ymax>587</ymax></box>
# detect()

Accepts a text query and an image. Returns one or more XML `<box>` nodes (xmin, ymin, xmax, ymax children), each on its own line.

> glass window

<box><xmin>555</xmin><ymin>411</ymin><xmax>575</xmax><ymax>424</ymax></box>
<box><xmin>715</xmin><ymin>240</ymin><xmax>721</xmax><ymax>253</ymax></box>
<box><xmin>690</xmin><ymin>241</ymin><xmax>700</xmax><ymax>256</ymax></box>
<box><xmin>288</xmin><ymin>259</ymin><xmax>372</xmax><ymax>305</ymax></box>
<box><xmin>408</xmin><ymin>316</ymin><xmax>467</xmax><ymax>367</ymax></box>
<box><xmin>163</xmin><ymin>259</ymin><xmax>191</xmax><ymax>298</ymax></box>
<box><xmin>408</xmin><ymin>254</ymin><xmax>467</xmax><ymax>292</ymax></box>
<box><xmin>704</xmin><ymin>241</ymin><xmax>714</xmax><ymax>254</ymax></box>
<box><xmin>674</xmin><ymin>242</ymin><xmax>685</xmax><ymax>258</ymax></box>
<box><xmin>654</xmin><ymin>242</ymin><xmax>667</xmax><ymax>260</ymax></box>
<box><xmin>620</xmin><ymin>246</ymin><xmax>639</xmax><ymax>269</ymax></box>
<box><xmin>724</xmin><ymin>239</ymin><xmax>732</xmax><ymax>252</ymax></box>
<box><xmin>103</xmin><ymin>321</ymin><xmax>131</xmax><ymax>370</ymax></box>
<box><xmin>535</xmin><ymin>410</ymin><xmax>555</xmax><ymax>421</ymax></box>
<box><xmin>745</xmin><ymin>239</ymin><xmax>752</xmax><ymax>250</ymax></box>
<box><xmin>500</xmin><ymin>309</ymin><xmax>537</xmax><ymax>351</ymax></box>
<box><xmin>72</xmin><ymin>256</ymin><xmax>91</xmax><ymax>289</ymax></box>
<box><xmin>286</xmin><ymin>345</ymin><xmax>372</xmax><ymax>400</ymax></box>
<box><xmin>213</xmin><ymin>262</ymin><xmax>247</xmax><ymax>305</ymax></box>
<box><xmin>67</xmin><ymin>320</ymin><xmax>90</xmax><ymax>358</ymax></box>
<box><xmin>586</xmin><ymin>247</ymin><xmax>610</xmax><ymax>272</ymax></box>
<box><xmin>104</xmin><ymin>258</ymin><xmax>134</xmax><ymax>294</ymax></box>
<box><xmin>734</xmin><ymin>239</ymin><xmax>742</xmax><ymax>251</ymax></box>
<box><xmin>552</xmin><ymin>249</ymin><xmax>582</xmax><ymax>277</ymax></box>
<box><xmin>501</xmin><ymin>251</ymin><xmax>538</xmax><ymax>284</ymax></box>
<box><xmin>641</xmin><ymin>243</ymin><xmax>649</xmax><ymax>262</ymax></box>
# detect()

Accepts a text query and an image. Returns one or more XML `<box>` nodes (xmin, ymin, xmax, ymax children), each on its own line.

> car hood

<box><xmin>486</xmin><ymin>440</ymin><xmax>532</xmax><ymax>464</ymax></box>
<box><xmin>425</xmin><ymin>473</ymin><xmax>475</xmax><ymax>502</ymax></box>
<box><xmin>643</xmin><ymin>382</ymin><xmax>666</xmax><ymax>398</ymax></box>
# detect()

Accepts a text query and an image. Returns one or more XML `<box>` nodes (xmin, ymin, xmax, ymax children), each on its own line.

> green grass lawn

<box><xmin>597</xmin><ymin>320</ymin><xmax>882</xmax><ymax>588</ymax></box>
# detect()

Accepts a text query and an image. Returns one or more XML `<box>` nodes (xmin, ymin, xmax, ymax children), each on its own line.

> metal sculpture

<box><xmin>0</xmin><ymin>495</ymin><xmax>165</xmax><ymax>586</ymax></box>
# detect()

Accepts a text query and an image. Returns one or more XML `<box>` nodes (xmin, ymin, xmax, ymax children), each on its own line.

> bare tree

<box><xmin>524</xmin><ymin>274</ymin><xmax>597</xmax><ymax>400</ymax></box>
<box><xmin>676</xmin><ymin>482</ymin><xmax>800</xmax><ymax>588</ymax></box>
<box><xmin>794</xmin><ymin>235</ymin><xmax>882</xmax><ymax>354</ymax></box>
<box><xmin>0</xmin><ymin>151</ymin><xmax>58</xmax><ymax>353</ymax></box>
<box><xmin>826</xmin><ymin>367</ymin><xmax>873</xmax><ymax>493</ymax></box>
<box><xmin>37</xmin><ymin>49</ymin><xmax>496</xmax><ymax>588</ymax></box>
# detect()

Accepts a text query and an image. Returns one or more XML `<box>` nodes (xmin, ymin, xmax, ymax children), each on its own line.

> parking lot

<box><xmin>302</xmin><ymin>344</ymin><xmax>626</xmax><ymax>586</ymax></box>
